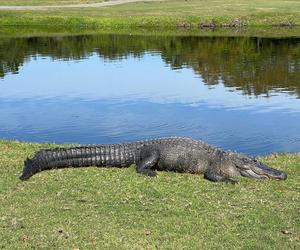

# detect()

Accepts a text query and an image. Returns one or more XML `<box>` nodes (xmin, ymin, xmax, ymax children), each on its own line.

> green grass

<box><xmin>0</xmin><ymin>0</ymin><xmax>300</xmax><ymax>28</ymax></box>
<box><xmin>0</xmin><ymin>140</ymin><xmax>299</xmax><ymax>249</ymax></box>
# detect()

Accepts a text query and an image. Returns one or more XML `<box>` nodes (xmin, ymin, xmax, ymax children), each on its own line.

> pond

<box><xmin>0</xmin><ymin>34</ymin><xmax>299</xmax><ymax>155</ymax></box>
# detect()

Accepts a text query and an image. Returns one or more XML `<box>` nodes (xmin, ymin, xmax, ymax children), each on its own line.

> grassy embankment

<box><xmin>2</xmin><ymin>24</ymin><xmax>300</xmax><ymax>39</ymax></box>
<box><xmin>0</xmin><ymin>140</ymin><xmax>299</xmax><ymax>249</ymax></box>
<box><xmin>0</xmin><ymin>0</ymin><xmax>300</xmax><ymax>29</ymax></box>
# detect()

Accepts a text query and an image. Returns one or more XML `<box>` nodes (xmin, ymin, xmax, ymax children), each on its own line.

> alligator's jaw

<box><xmin>239</xmin><ymin>160</ymin><xmax>287</xmax><ymax>180</ymax></box>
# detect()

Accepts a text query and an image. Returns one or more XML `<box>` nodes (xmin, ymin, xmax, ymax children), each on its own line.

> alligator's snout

<box><xmin>238</xmin><ymin>159</ymin><xmax>287</xmax><ymax>180</ymax></box>
<box><xmin>256</xmin><ymin>162</ymin><xmax>287</xmax><ymax>180</ymax></box>
<box><xmin>270</xmin><ymin>171</ymin><xmax>287</xmax><ymax>180</ymax></box>
<box><xmin>273</xmin><ymin>170</ymin><xmax>287</xmax><ymax>180</ymax></box>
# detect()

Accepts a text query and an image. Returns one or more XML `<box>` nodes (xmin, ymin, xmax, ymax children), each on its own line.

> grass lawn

<box><xmin>0</xmin><ymin>0</ymin><xmax>300</xmax><ymax>27</ymax></box>
<box><xmin>0</xmin><ymin>0</ymin><xmax>105</xmax><ymax>5</ymax></box>
<box><xmin>0</xmin><ymin>140</ymin><xmax>299</xmax><ymax>249</ymax></box>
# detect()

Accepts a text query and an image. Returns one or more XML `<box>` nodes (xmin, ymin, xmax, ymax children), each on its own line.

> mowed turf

<box><xmin>0</xmin><ymin>0</ymin><xmax>300</xmax><ymax>27</ymax></box>
<box><xmin>0</xmin><ymin>140</ymin><xmax>299</xmax><ymax>249</ymax></box>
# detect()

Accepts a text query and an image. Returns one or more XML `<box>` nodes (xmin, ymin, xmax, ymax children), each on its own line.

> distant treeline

<box><xmin>1</xmin><ymin>34</ymin><xmax>299</xmax><ymax>97</ymax></box>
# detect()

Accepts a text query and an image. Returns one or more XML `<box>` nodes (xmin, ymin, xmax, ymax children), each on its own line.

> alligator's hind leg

<box><xmin>136</xmin><ymin>150</ymin><xmax>159</xmax><ymax>177</ymax></box>
<box><xmin>204</xmin><ymin>168</ymin><xmax>237</xmax><ymax>184</ymax></box>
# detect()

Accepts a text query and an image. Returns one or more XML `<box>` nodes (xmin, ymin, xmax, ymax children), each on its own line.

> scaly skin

<box><xmin>20</xmin><ymin>137</ymin><xmax>287</xmax><ymax>183</ymax></box>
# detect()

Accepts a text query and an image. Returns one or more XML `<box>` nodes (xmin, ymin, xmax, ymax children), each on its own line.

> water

<box><xmin>0</xmin><ymin>34</ymin><xmax>300</xmax><ymax>155</ymax></box>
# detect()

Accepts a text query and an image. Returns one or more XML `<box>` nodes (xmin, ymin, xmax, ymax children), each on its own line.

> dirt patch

<box><xmin>0</xmin><ymin>0</ymin><xmax>154</xmax><ymax>10</ymax></box>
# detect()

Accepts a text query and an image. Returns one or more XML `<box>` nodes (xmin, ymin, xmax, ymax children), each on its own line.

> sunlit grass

<box><xmin>0</xmin><ymin>140</ymin><xmax>299</xmax><ymax>249</ymax></box>
<box><xmin>0</xmin><ymin>0</ymin><xmax>299</xmax><ymax>27</ymax></box>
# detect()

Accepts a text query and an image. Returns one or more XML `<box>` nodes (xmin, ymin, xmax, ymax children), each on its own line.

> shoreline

<box><xmin>1</xmin><ymin>25</ymin><xmax>300</xmax><ymax>39</ymax></box>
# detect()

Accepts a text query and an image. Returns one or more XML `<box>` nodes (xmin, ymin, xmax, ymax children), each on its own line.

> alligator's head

<box><xmin>230</xmin><ymin>153</ymin><xmax>287</xmax><ymax>180</ymax></box>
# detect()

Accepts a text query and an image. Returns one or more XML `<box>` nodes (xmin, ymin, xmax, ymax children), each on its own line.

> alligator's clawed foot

<box><xmin>139</xmin><ymin>170</ymin><xmax>157</xmax><ymax>177</ymax></box>
<box><xmin>136</xmin><ymin>149</ymin><xmax>159</xmax><ymax>177</ymax></box>
<box><xmin>224</xmin><ymin>178</ymin><xmax>238</xmax><ymax>185</ymax></box>
<box><xmin>204</xmin><ymin>169</ymin><xmax>238</xmax><ymax>184</ymax></box>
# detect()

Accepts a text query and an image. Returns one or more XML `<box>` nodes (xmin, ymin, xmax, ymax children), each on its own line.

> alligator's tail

<box><xmin>20</xmin><ymin>145</ymin><xmax>136</xmax><ymax>181</ymax></box>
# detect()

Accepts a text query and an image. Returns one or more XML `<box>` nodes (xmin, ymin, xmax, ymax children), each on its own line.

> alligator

<box><xmin>20</xmin><ymin>137</ymin><xmax>287</xmax><ymax>183</ymax></box>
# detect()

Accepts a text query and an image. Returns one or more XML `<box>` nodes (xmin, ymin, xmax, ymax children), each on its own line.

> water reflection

<box><xmin>0</xmin><ymin>34</ymin><xmax>299</xmax><ymax>155</ymax></box>
<box><xmin>1</xmin><ymin>34</ymin><xmax>300</xmax><ymax>97</ymax></box>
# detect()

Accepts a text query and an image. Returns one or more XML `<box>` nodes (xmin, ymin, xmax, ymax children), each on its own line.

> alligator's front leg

<box><xmin>136</xmin><ymin>150</ymin><xmax>159</xmax><ymax>177</ymax></box>
<box><xmin>204</xmin><ymin>168</ymin><xmax>238</xmax><ymax>184</ymax></box>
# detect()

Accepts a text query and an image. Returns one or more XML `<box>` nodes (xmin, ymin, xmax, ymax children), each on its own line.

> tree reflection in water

<box><xmin>0</xmin><ymin>34</ymin><xmax>299</xmax><ymax>97</ymax></box>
